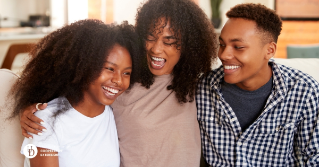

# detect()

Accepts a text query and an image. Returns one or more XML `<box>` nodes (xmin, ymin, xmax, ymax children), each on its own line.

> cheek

<box><xmin>174</xmin><ymin>54</ymin><xmax>181</xmax><ymax>65</ymax></box>
<box><xmin>168</xmin><ymin>49</ymin><xmax>181</xmax><ymax>62</ymax></box>
<box><xmin>123</xmin><ymin>77</ymin><xmax>131</xmax><ymax>89</ymax></box>
<box><xmin>218</xmin><ymin>47</ymin><xmax>224</xmax><ymax>57</ymax></box>
<box><xmin>145</xmin><ymin>42</ymin><xmax>152</xmax><ymax>51</ymax></box>
<box><xmin>98</xmin><ymin>72</ymin><xmax>113</xmax><ymax>83</ymax></box>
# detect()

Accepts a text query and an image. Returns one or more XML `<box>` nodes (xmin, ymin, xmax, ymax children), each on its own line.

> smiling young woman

<box><xmin>10</xmin><ymin>19</ymin><xmax>140</xmax><ymax>167</ymax></box>
<box><xmin>111</xmin><ymin>0</ymin><xmax>218</xmax><ymax>166</ymax></box>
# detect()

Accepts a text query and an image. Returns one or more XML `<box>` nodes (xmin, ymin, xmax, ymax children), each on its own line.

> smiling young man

<box><xmin>197</xmin><ymin>3</ymin><xmax>319</xmax><ymax>166</ymax></box>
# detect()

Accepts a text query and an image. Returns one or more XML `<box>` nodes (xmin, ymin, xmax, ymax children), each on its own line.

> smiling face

<box><xmin>84</xmin><ymin>44</ymin><xmax>132</xmax><ymax>107</ymax></box>
<box><xmin>145</xmin><ymin>18</ymin><xmax>181</xmax><ymax>76</ymax></box>
<box><xmin>218</xmin><ymin>18</ymin><xmax>275</xmax><ymax>91</ymax></box>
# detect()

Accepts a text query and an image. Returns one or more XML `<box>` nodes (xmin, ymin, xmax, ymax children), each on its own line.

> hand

<box><xmin>20</xmin><ymin>103</ymin><xmax>48</xmax><ymax>138</ymax></box>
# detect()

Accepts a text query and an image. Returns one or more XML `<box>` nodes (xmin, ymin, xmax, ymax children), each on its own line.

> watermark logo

<box><xmin>23</xmin><ymin>144</ymin><xmax>38</xmax><ymax>158</ymax></box>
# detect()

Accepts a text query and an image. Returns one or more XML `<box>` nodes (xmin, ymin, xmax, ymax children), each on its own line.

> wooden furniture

<box><xmin>1</xmin><ymin>43</ymin><xmax>34</xmax><ymax>70</ymax></box>
<box><xmin>275</xmin><ymin>21</ymin><xmax>319</xmax><ymax>58</ymax></box>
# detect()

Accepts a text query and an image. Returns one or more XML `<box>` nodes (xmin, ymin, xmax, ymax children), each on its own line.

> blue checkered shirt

<box><xmin>196</xmin><ymin>61</ymin><xmax>319</xmax><ymax>166</ymax></box>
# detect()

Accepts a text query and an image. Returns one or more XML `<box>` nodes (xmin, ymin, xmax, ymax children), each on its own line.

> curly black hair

<box><xmin>10</xmin><ymin>19</ymin><xmax>140</xmax><ymax>117</ymax></box>
<box><xmin>135</xmin><ymin>0</ymin><xmax>218</xmax><ymax>103</ymax></box>
<box><xmin>226</xmin><ymin>3</ymin><xmax>282</xmax><ymax>43</ymax></box>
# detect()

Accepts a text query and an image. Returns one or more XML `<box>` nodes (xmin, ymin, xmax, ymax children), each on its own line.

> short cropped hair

<box><xmin>226</xmin><ymin>3</ymin><xmax>282</xmax><ymax>43</ymax></box>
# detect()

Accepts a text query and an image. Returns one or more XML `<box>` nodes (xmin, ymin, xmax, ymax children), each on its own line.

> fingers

<box><xmin>24</xmin><ymin>104</ymin><xmax>44</xmax><ymax>124</ymax></box>
<box><xmin>20</xmin><ymin>119</ymin><xmax>44</xmax><ymax>136</ymax></box>
<box><xmin>39</xmin><ymin>103</ymin><xmax>48</xmax><ymax>110</ymax></box>
<box><xmin>21</xmin><ymin>127</ymin><xmax>33</xmax><ymax>139</ymax></box>
<box><xmin>28</xmin><ymin>113</ymin><xmax>45</xmax><ymax>126</ymax></box>
<box><xmin>20</xmin><ymin>103</ymin><xmax>47</xmax><ymax>137</ymax></box>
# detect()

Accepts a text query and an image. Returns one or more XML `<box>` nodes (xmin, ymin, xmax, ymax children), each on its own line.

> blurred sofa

<box><xmin>1</xmin><ymin>58</ymin><xmax>319</xmax><ymax>167</ymax></box>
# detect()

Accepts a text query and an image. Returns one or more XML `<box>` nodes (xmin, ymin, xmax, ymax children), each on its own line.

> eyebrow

<box><xmin>106</xmin><ymin>61</ymin><xmax>132</xmax><ymax>70</ymax></box>
<box><xmin>148</xmin><ymin>33</ymin><xmax>176</xmax><ymax>40</ymax></box>
<box><xmin>164</xmin><ymin>36</ymin><xmax>177</xmax><ymax>40</ymax></box>
<box><xmin>219</xmin><ymin>36</ymin><xmax>245</xmax><ymax>43</ymax></box>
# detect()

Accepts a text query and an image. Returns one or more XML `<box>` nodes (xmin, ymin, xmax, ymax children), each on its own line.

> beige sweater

<box><xmin>112</xmin><ymin>74</ymin><xmax>201</xmax><ymax>167</ymax></box>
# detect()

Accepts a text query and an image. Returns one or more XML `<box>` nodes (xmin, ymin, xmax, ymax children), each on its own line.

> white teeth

<box><xmin>224</xmin><ymin>65</ymin><xmax>240</xmax><ymax>70</ymax></box>
<box><xmin>151</xmin><ymin>56</ymin><xmax>165</xmax><ymax>61</ymax></box>
<box><xmin>102</xmin><ymin>86</ymin><xmax>119</xmax><ymax>95</ymax></box>
<box><xmin>151</xmin><ymin>61</ymin><xmax>164</xmax><ymax>67</ymax></box>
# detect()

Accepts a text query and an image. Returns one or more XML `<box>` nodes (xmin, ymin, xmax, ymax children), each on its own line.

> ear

<box><xmin>264</xmin><ymin>42</ymin><xmax>277</xmax><ymax>60</ymax></box>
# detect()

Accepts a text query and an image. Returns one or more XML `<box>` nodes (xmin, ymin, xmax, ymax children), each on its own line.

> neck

<box><xmin>235</xmin><ymin>63</ymin><xmax>273</xmax><ymax>91</ymax></box>
<box><xmin>68</xmin><ymin>95</ymin><xmax>105</xmax><ymax>118</ymax></box>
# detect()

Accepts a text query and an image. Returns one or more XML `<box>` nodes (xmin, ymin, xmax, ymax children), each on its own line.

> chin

<box><xmin>102</xmin><ymin>99</ymin><xmax>115</xmax><ymax>106</ymax></box>
<box><xmin>223</xmin><ymin>77</ymin><xmax>239</xmax><ymax>84</ymax></box>
<box><xmin>148</xmin><ymin>64</ymin><xmax>165</xmax><ymax>76</ymax></box>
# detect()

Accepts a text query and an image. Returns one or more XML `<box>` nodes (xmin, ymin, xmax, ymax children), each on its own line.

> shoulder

<box><xmin>199</xmin><ymin>66</ymin><xmax>224</xmax><ymax>87</ymax></box>
<box><xmin>104</xmin><ymin>105</ymin><xmax>114</xmax><ymax>117</ymax></box>
<box><xmin>34</xmin><ymin>97</ymin><xmax>70</xmax><ymax>124</ymax></box>
<box><xmin>275</xmin><ymin>63</ymin><xmax>319</xmax><ymax>92</ymax></box>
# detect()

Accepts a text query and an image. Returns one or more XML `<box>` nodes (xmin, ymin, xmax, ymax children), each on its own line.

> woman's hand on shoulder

<box><xmin>20</xmin><ymin>103</ymin><xmax>48</xmax><ymax>138</ymax></box>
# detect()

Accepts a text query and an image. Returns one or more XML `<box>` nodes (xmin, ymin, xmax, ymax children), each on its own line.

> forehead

<box><xmin>220</xmin><ymin>18</ymin><xmax>259</xmax><ymax>42</ymax></box>
<box><xmin>148</xmin><ymin>17</ymin><xmax>175</xmax><ymax>35</ymax></box>
<box><xmin>107</xmin><ymin>44</ymin><xmax>131</xmax><ymax>62</ymax></box>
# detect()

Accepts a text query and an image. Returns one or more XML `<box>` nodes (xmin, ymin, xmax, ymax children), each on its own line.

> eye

<box><xmin>146</xmin><ymin>35</ymin><xmax>156</xmax><ymax>41</ymax></box>
<box><xmin>219</xmin><ymin>43</ymin><xmax>225</xmax><ymax>47</ymax></box>
<box><xmin>123</xmin><ymin>72</ymin><xmax>131</xmax><ymax>76</ymax></box>
<box><xmin>164</xmin><ymin>41</ymin><xmax>178</xmax><ymax>46</ymax></box>
<box><xmin>234</xmin><ymin>46</ymin><xmax>244</xmax><ymax>49</ymax></box>
<box><xmin>105</xmin><ymin>67</ymin><xmax>114</xmax><ymax>72</ymax></box>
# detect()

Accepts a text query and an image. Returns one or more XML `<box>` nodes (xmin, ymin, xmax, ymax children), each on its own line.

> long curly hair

<box><xmin>10</xmin><ymin>19</ymin><xmax>140</xmax><ymax>117</ymax></box>
<box><xmin>135</xmin><ymin>0</ymin><xmax>218</xmax><ymax>103</ymax></box>
<box><xmin>226</xmin><ymin>3</ymin><xmax>282</xmax><ymax>43</ymax></box>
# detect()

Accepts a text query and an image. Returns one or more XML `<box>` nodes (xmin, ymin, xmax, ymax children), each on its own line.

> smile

<box><xmin>151</xmin><ymin>56</ymin><xmax>166</xmax><ymax>68</ymax></box>
<box><xmin>224</xmin><ymin>65</ymin><xmax>240</xmax><ymax>70</ymax></box>
<box><xmin>102</xmin><ymin>86</ymin><xmax>119</xmax><ymax>96</ymax></box>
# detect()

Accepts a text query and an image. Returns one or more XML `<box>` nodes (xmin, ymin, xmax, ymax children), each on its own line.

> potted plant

<box><xmin>210</xmin><ymin>0</ymin><xmax>222</xmax><ymax>28</ymax></box>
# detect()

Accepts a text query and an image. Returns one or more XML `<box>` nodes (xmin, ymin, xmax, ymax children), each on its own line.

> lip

<box><xmin>149</xmin><ymin>55</ymin><xmax>166</xmax><ymax>70</ymax></box>
<box><xmin>102</xmin><ymin>86</ymin><xmax>121</xmax><ymax>100</ymax></box>
<box><xmin>223</xmin><ymin>64</ymin><xmax>241</xmax><ymax>74</ymax></box>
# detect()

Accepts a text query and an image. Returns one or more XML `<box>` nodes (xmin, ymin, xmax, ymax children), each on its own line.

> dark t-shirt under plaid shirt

<box><xmin>196</xmin><ymin>61</ymin><xmax>319</xmax><ymax>166</ymax></box>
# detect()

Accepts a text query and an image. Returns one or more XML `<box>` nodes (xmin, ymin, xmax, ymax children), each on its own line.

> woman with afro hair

<box><xmin>19</xmin><ymin>0</ymin><xmax>218</xmax><ymax>166</ymax></box>
<box><xmin>111</xmin><ymin>0</ymin><xmax>217</xmax><ymax>166</ymax></box>
<box><xmin>11</xmin><ymin>19</ymin><xmax>140</xmax><ymax>167</ymax></box>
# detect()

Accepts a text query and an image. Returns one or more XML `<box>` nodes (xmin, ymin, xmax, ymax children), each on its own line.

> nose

<box><xmin>149</xmin><ymin>39</ymin><xmax>163</xmax><ymax>55</ymax></box>
<box><xmin>111</xmin><ymin>71</ymin><xmax>122</xmax><ymax>86</ymax></box>
<box><xmin>218</xmin><ymin>46</ymin><xmax>233</xmax><ymax>61</ymax></box>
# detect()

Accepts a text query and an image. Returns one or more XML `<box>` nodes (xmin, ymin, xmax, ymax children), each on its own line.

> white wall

<box><xmin>67</xmin><ymin>0</ymin><xmax>88</xmax><ymax>24</ymax></box>
<box><xmin>50</xmin><ymin>0</ymin><xmax>67</xmax><ymax>29</ymax></box>
<box><xmin>113</xmin><ymin>0</ymin><xmax>145</xmax><ymax>25</ymax></box>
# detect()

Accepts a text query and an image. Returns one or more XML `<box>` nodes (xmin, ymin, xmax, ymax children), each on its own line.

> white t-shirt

<box><xmin>21</xmin><ymin>97</ymin><xmax>120</xmax><ymax>167</ymax></box>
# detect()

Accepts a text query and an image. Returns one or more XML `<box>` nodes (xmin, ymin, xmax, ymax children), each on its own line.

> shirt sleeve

<box><xmin>296</xmin><ymin>89</ymin><xmax>319</xmax><ymax>166</ymax></box>
<box><xmin>20</xmin><ymin>109</ymin><xmax>62</xmax><ymax>154</ymax></box>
